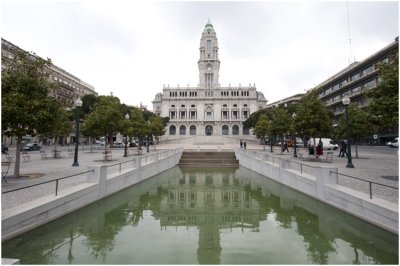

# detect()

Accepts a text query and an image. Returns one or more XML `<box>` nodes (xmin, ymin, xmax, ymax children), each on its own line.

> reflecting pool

<box><xmin>2</xmin><ymin>166</ymin><xmax>398</xmax><ymax>264</ymax></box>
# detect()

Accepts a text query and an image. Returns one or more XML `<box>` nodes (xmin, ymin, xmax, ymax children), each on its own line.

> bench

<box><xmin>5</xmin><ymin>153</ymin><xmax>14</xmax><ymax>163</ymax></box>
<box><xmin>1</xmin><ymin>161</ymin><xmax>11</xmax><ymax>182</ymax></box>
<box><xmin>21</xmin><ymin>151</ymin><xmax>31</xmax><ymax>162</ymax></box>
<box><xmin>103</xmin><ymin>151</ymin><xmax>112</xmax><ymax>161</ymax></box>
<box><xmin>40</xmin><ymin>150</ymin><xmax>48</xmax><ymax>159</ymax></box>
<box><xmin>53</xmin><ymin>150</ymin><xmax>63</xmax><ymax>159</ymax></box>
<box><xmin>68</xmin><ymin>149</ymin><xmax>73</xmax><ymax>158</ymax></box>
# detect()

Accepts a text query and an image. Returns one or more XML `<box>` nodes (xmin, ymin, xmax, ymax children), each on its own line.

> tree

<box><xmin>365</xmin><ymin>51</ymin><xmax>398</xmax><ymax>132</ymax></box>
<box><xmin>38</xmin><ymin>100</ymin><xmax>72</xmax><ymax>158</ymax></box>
<box><xmin>253</xmin><ymin>114</ymin><xmax>270</xmax><ymax>151</ymax></box>
<box><xmin>129</xmin><ymin>107</ymin><xmax>147</xmax><ymax>150</ymax></box>
<box><xmin>82</xmin><ymin>96</ymin><xmax>124</xmax><ymax>154</ymax></box>
<box><xmin>337</xmin><ymin>104</ymin><xmax>372</xmax><ymax>158</ymax></box>
<box><xmin>293</xmin><ymin>90</ymin><xmax>333</xmax><ymax>159</ymax></box>
<box><xmin>81</xmin><ymin>94</ymin><xmax>98</xmax><ymax>116</ymax></box>
<box><xmin>1</xmin><ymin>50</ymin><xmax>56</xmax><ymax>178</ymax></box>
<box><xmin>270</xmin><ymin>108</ymin><xmax>292</xmax><ymax>154</ymax></box>
<box><xmin>243</xmin><ymin>108</ymin><xmax>269</xmax><ymax>129</ymax></box>
<box><xmin>149</xmin><ymin>116</ymin><xmax>166</xmax><ymax>150</ymax></box>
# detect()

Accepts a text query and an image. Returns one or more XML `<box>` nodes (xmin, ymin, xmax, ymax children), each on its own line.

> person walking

<box><xmin>282</xmin><ymin>141</ymin><xmax>289</xmax><ymax>153</ymax></box>
<box><xmin>243</xmin><ymin>141</ymin><xmax>247</xmax><ymax>149</ymax></box>
<box><xmin>240</xmin><ymin>139</ymin><xmax>243</xmax><ymax>149</ymax></box>
<box><xmin>340</xmin><ymin>140</ymin><xmax>348</xmax><ymax>157</ymax></box>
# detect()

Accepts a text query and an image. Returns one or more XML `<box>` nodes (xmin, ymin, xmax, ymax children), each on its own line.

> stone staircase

<box><xmin>179</xmin><ymin>151</ymin><xmax>239</xmax><ymax>167</ymax></box>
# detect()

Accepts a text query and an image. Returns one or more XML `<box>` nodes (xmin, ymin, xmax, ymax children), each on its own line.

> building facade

<box><xmin>1</xmin><ymin>38</ymin><xmax>97</xmax><ymax>146</ymax></box>
<box><xmin>266</xmin><ymin>93</ymin><xmax>305</xmax><ymax>109</ymax></box>
<box><xmin>314</xmin><ymin>37</ymin><xmax>398</xmax><ymax>144</ymax></box>
<box><xmin>1</xmin><ymin>38</ymin><xmax>97</xmax><ymax>108</ymax></box>
<box><xmin>152</xmin><ymin>20</ymin><xmax>267</xmax><ymax>138</ymax></box>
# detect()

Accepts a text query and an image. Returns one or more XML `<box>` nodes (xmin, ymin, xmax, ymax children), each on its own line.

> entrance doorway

<box><xmin>205</xmin><ymin>125</ymin><xmax>213</xmax><ymax>136</ymax></box>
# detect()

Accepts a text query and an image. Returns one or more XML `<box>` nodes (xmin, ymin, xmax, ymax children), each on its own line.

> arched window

<box><xmin>180</xmin><ymin>125</ymin><xmax>186</xmax><ymax>135</ymax></box>
<box><xmin>232</xmin><ymin>125</ymin><xmax>239</xmax><ymax>135</ymax></box>
<box><xmin>190</xmin><ymin>125</ymin><xmax>196</xmax><ymax>135</ymax></box>
<box><xmin>169</xmin><ymin>125</ymin><xmax>176</xmax><ymax>135</ymax></box>
<box><xmin>222</xmin><ymin>125</ymin><xmax>229</xmax><ymax>135</ymax></box>
<box><xmin>243</xmin><ymin>126</ymin><xmax>250</xmax><ymax>135</ymax></box>
<box><xmin>205</xmin><ymin>125</ymin><xmax>213</xmax><ymax>136</ymax></box>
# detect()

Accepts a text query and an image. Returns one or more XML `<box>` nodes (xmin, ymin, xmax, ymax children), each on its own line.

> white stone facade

<box><xmin>152</xmin><ymin>20</ymin><xmax>267</xmax><ymax>138</ymax></box>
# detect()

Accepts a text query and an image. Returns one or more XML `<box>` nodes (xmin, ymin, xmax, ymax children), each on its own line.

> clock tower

<box><xmin>198</xmin><ymin>19</ymin><xmax>220</xmax><ymax>89</ymax></box>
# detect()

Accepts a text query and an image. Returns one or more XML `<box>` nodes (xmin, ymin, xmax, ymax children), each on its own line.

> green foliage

<box><xmin>337</xmin><ymin>104</ymin><xmax>372</xmax><ymax>140</ymax></box>
<box><xmin>2</xmin><ymin>50</ymin><xmax>58</xmax><ymax>177</ymax></box>
<box><xmin>2</xmin><ymin>51</ymin><xmax>55</xmax><ymax>137</ymax></box>
<box><xmin>270</xmin><ymin>108</ymin><xmax>291</xmax><ymax>137</ymax></box>
<box><xmin>365</xmin><ymin>51</ymin><xmax>399</xmax><ymax>131</ymax></box>
<box><xmin>82</xmin><ymin>96</ymin><xmax>124</xmax><ymax>145</ymax></box>
<box><xmin>293</xmin><ymin>90</ymin><xmax>333</xmax><ymax>138</ymax></box>
<box><xmin>253</xmin><ymin>114</ymin><xmax>270</xmax><ymax>138</ymax></box>
<box><xmin>243</xmin><ymin>109</ymin><xmax>270</xmax><ymax>129</ymax></box>
<box><xmin>149</xmin><ymin>116</ymin><xmax>166</xmax><ymax>139</ymax></box>
<box><xmin>81</xmin><ymin>94</ymin><xmax>98</xmax><ymax>115</ymax></box>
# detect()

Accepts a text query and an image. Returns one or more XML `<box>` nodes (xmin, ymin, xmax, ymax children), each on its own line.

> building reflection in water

<box><xmin>159</xmin><ymin>167</ymin><xmax>260</xmax><ymax>264</ymax></box>
<box><xmin>2</xmin><ymin>166</ymin><xmax>398</xmax><ymax>264</ymax></box>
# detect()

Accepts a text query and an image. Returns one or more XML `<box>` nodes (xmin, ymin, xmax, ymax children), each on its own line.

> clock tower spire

<box><xmin>198</xmin><ymin>19</ymin><xmax>220</xmax><ymax>89</ymax></box>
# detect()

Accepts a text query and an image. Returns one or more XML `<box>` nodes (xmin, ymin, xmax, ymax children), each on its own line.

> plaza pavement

<box><xmin>1</xmin><ymin>139</ymin><xmax>398</xmax><ymax>210</ymax></box>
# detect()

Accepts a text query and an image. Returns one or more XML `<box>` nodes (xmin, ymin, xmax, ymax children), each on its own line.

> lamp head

<box><xmin>75</xmin><ymin>97</ymin><xmax>83</xmax><ymax>107</ymax></box>
<box><xmin>342</xmin><ymin>96</ymin><xmax>350</xmax><ymax>105</ymax></box>
<box><xmin>125</xmin><ymin>113</ymin><xmax>130</xmax><ymax>120</ymax></box>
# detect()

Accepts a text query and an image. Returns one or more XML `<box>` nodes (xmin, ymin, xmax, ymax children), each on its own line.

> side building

<box><xmin>2</xmin><ymin>38</ymin><xmax>97</xmax><ymax>108</ymax></box>
<box><xmin>152</xmin><ymin>20</ymin><xmax>267</xmax><ymax>138</ymax></box>
<box><xmin>1</xmin><ymin>38</ymin><xmax>98</xmax><ymax>146</ymax></box>
<box><xmin>314</xmin><ymin>37</ymin><xmax>398</xmax><ymax>144</ymax></box>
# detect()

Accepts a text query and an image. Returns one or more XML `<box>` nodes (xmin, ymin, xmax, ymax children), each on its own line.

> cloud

<box><xmin>1</xmin><ymin>0</ymin><xmax>398</xmax><ymax>107</ymax></box>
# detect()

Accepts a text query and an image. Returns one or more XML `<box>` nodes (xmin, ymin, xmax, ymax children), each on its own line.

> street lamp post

<box><xmin>72</xmin><ymin>97</ymin><xmax>82</xmax><ymax>167</ymax></box>
<box><xmin>124</xmin><ymin>113</ymin><xmax>130</xmax><ymax>157</ymax></box>
<box><xmin>146</xmin><ymin>121</ymin><xmax>150</xmax><ymax>153</ymax></box>
<box><xmin>342</xmin><ymin>96</ymin><xmax>354</xmax><ymax>168</ymax></box>
<box><xmin>292</xmin><ymin>112</ymin><xmax>298</xmax><ymax>158</ymax></box>
<box><xmin>269</xmin><ymin>120</ymin><xmax>273</xmax><ymax>153</ymax></box>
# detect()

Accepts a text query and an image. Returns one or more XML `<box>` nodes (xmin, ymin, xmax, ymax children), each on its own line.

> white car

<box><xmin>309</xmin><ymin>138</ymin><xmax>338</xmax><ymax>150</ymax></box>
<box><xmin>389</xmin><ymin>138</ymin><xmax>398</xmax><ymax>148</ymax></box>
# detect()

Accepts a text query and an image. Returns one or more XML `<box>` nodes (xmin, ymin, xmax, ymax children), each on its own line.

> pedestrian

<box><xmin>316</xmin><ymin>139</ymin><xmax>323</xmax><ymax>158</ymax></box>
<box><xmin>341</xmin><ymin>140</ymin><xmax>348</xmax><ymax>157</ymax></box>
<box><xmin>243</xmin><ymin>141</ymin><xmax>247</xmax><ymax>149</ymax></box>
<box><xmin>240</xmin><ymin>139</ymin><xmax>243</xmax><ymax>149</ymax></box>
<box><xmin>338</xmin><ymin>141</ymin><xmax>343</xmax><ymax>157</ymax></box>
<box><xmin>283</xmin><ymin>141</ymin><xmax>289</xmax><ymax>152</ymax></box>
<box><xmin>307</xmin><ymin>138</ymin><xmax>312</xmax><ymax>149</ymax></box>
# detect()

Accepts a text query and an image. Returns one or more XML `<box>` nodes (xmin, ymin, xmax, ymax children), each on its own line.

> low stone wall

<box><xmin>235</xmin><ymin>149</ymin><xmax>398</xmax><ymax>234</ymax></box>
<box><xmin>2</xmin><ymin>149</ymin><xmax>183</xmax><ymax>242</ymax></box>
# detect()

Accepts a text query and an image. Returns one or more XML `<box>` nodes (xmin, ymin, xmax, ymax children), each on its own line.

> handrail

<box><xmin>245</xmin><ymin>149</ymin><xmax>318</xmax><ymax>174</ymax></box>
<box><xmin>2</xmin><ymin>170</ymin><xmax>95</xmax><ymax>196</ymax></box>
<box><xmin>330</xmin><ymin>171</ymin><xmax>398</xmax><ymax>199</ymax></box>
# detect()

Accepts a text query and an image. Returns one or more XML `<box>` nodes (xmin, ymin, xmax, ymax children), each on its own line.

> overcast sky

<box><xmin>2</xmin><ymin>0</ymin><xmax>398</xmax><ymax>108</ymax></box>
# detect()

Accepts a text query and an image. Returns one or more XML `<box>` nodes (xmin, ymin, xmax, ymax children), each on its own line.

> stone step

<box><xmin>179</xmin><ymin>151</ymin><xmax>239</xmax><ymax>166</ymax></box>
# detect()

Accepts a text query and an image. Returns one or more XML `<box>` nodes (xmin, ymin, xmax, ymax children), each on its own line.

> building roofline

<box><xmin>314</xmin><ymin>37</ymin><xmax>399</xmax><ymax>89</ymax></box>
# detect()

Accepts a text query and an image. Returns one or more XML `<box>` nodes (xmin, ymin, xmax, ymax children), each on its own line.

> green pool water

<box><xmin>2</xmin><ymin>166</ymin><xmax>398</xmax><ymax>264</ymax></box>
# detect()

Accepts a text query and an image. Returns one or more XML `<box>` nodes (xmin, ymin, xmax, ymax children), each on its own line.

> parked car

<box><xmin>113</xmin><ymin>142</ymin><xmax>124</xmax><ymax>148</ymax></box>
<box><xmin>309</xmin><ymin>138</ymin><xmax>338</xmax><ymax>150</ymax></box>
<box><xmin>2</xmin><ymin>144</ymin><xmax>8</xmax><ymax>154</ymax></box>
<box><xmin>388</xmin><ymin>137</ymin><xmax>398</xmax><ymax>148</ymax></box>
<box><xmin>22</xmin><ymin>143</ymin><xmax>41</xmax><ymax>151</ymax></box>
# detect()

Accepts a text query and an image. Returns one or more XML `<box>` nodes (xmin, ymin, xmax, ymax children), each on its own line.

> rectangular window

<box><xmin>207</xmin><ymin>40</ymin><xmax>211</xmax><ymax>51</ymax></box>
<box><xmin>351</xmin><ymin>72</ymin><xmax>360</xmax><ymax>81</ymax></box>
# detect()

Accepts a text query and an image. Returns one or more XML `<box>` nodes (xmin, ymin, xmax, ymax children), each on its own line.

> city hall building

<box><xmin>152</xmin><ymin>20</ymin><xmax>267</xmax><ymax>138</ymax></box>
